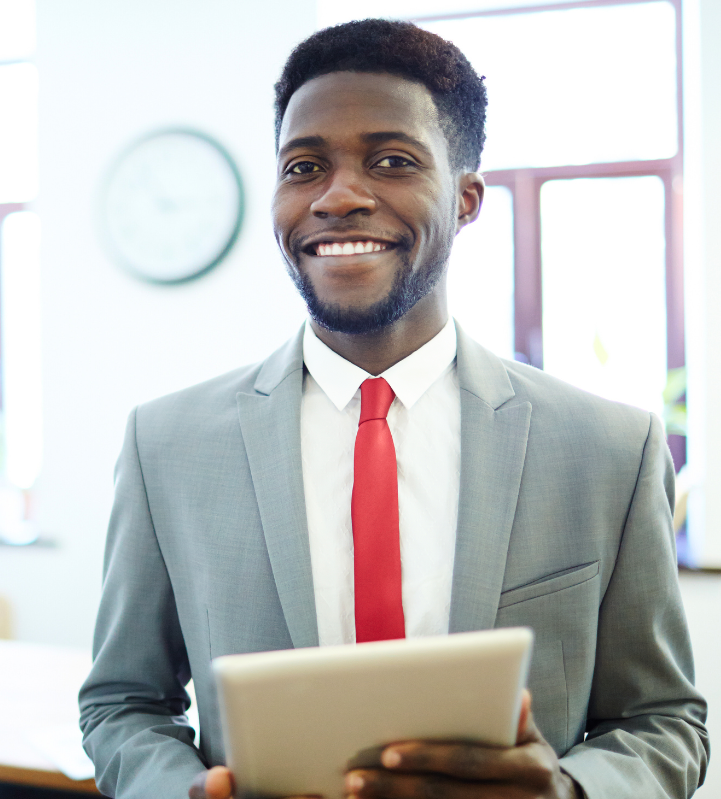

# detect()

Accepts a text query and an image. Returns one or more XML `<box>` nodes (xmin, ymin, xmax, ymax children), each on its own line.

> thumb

<box><xmin>205</xmin><ymin>766</ymin><xmax>235</xmax><ymax>799</ymax></box>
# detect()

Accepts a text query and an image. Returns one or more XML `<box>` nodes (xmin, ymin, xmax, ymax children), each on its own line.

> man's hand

<box><xmin>188</xmin><ymin>692</ymin><xmax>582</xmax><ymax>799</ymax></box>
<box><xmin>344</xmin><ymin>691</ymin><xmax>582</xmax><ymax>799</ymax></box>
<box><xmin>189</xmin><ymin>766</ymin><xmax>320</xmax><ymax>799</ymax></box>
<box><xmin>189</xmin><ymin>765</ymin><xmax>235</xmax><ymax>799</ymax></box>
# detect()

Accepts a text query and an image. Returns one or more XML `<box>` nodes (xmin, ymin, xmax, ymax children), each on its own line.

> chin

<box><xmin>286</xmin><ymin>241</ymin><xmax>448</xmax><ymax>335</ymax></box>
<box><xmin>309</xmin><ymin>301</ymin><xmax>408</xmax><ymax>335</ymax></box>
<box><xmin>298</xmin><ymin>270</ymin><xmax>429</xmax><ymax>335</ymax></box>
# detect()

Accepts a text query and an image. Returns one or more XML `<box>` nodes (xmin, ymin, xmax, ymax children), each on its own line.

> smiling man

<box><xmin>80</xmin><ymin>19</ymin><xmax>708</xmax><ymax>799</ymax></box>
<box><xmin>275</xmin><ymin>68</ymin><xmax>470</xmax><ymax>353</ymax></box>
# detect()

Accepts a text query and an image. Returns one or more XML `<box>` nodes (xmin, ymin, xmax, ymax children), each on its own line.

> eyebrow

<box><xmin>277</xmin><ymin>131</ymin><xmax>434</xmax><ymax>161</ymax></box>
<box><xmin>361</xmin><ymin>132</ymin><xmax>434</xmax><ymax>160</ymax></box>
<box><xmin>277</xmin><ymin>135</ymin><xmax>326</xmax><ymax>160</ymax></box>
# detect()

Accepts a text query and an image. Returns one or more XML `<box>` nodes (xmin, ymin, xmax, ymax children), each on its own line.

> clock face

<box><xmin>102</xmin><ymin>129</ymin><xmax>243</xmax><ymax>284</ymax></box>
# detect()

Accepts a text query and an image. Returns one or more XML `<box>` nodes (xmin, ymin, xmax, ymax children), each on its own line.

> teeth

<box><xmin>313</xmin><ymin>241</ymin><xmax>389</xmax><ymax>256</ymax></box>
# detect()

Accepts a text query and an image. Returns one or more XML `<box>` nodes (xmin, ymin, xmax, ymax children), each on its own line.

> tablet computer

<box><xmin>213</xmin><ymin>627</ymin><xmax>533</xmax><ymax>799</ymax></box>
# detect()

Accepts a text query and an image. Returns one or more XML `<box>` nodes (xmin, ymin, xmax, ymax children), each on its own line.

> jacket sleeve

<box><xmin>559</xmin><ymin>413</ymin><xmax>709</xmax><ymax>798</ymax></box>
<box><xmin>79</xmin><ymin>408</ymin><xmax>207</xmax><ymax>798</ymax></box>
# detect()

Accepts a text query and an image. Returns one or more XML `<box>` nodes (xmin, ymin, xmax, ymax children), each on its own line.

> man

<box><xmin>79</xmin><ymin>19</ymin><xmax>709</xmax><ymax>799</ymax></box>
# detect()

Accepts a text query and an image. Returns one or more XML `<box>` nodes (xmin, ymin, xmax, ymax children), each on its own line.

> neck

<box><xmin>309</xmin><ymin>291</ymin><xmax>449</xmax><ymax>375</ymax></box>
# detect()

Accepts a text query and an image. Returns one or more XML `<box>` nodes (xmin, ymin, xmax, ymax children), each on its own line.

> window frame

<box><xmin>414</xmin><ymin>0</ymin><xmax>686</xmax><ymax>469</ymax></box>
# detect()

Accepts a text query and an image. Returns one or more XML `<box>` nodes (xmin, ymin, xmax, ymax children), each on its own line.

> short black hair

<box><xmin>274</xmin><ymin>19</ymin><xmax>488</xmax><ymax>171</ymax></box>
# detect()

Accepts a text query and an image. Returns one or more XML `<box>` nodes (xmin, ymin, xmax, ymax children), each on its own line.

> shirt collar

<box><xmin>303</xmin><ymin>319</ymin><xmax>457</xmax><ymax>411</ymax></box>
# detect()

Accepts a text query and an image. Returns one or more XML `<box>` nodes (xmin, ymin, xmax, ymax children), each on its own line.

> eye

<box><xmin>374</xmin><ymin>155</ymin><xmax>414</xmax><ymax>168</ymax></box>
<box><xmin>287</xmin><ymin>161</ymin><xmax>322</xmax><ymax>175</ymax></box>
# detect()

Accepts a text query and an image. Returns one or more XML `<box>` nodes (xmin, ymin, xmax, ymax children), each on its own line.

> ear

<box><xmin>456</xmin><ymin>172</ymin><xmax>485</xmax><ymax>233</ymax></box>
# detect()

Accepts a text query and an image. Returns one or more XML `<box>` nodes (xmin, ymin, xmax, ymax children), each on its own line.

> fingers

<box><xmin>207</xmin><ymin>767</ymin><xmax>235</xmax><ymax>799</ymax></box>
<box><xmin>357</xmin><ymin>693</ymin><xmax>563</xmax><ymax>799</ymax></box>
<box><xmin>189</xmin><ymin>767</ymin><xmax>322</xmax><ymax>799</ymax></box>
<box><xmin>516</xmin><ymin>689</ymin><xmax>532</xmax><ymax>743</ymax></box>
<box><xmin>345</xmin><ymin>769</ymin><xmax>486</xmax><ymax>799</ymax></box>
<box><xmin>346</xmin><ymin>766</ymin><xmax>578</xmax><ymax>799</ymax></box>
<box><xmin>189</xmin><ymin>766</ymin><xmax>235</xmax><ymax>799</ymax></box>
<box><xmin>347</xmin><ymin>745</ymin><xmax>386</xmax><ymax>771</ymax></box>
<box><xmin>382</xmin><ymin>741</ymin><xmax>553</xmax><ymax>785</ymax></box>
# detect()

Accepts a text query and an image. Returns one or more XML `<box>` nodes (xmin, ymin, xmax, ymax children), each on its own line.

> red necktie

<box><xmin>352</xmin><ymin>378</ymin><xmax>405</xmax><ymax>643</ymax></box>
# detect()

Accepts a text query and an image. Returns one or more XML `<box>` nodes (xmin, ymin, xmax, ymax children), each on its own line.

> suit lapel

<box><xmin>236</xmin><ymin>330</ymin><xmax>319</xmax><ymax>649</ymax></box>
<box><xmin>236</xmin><ymin>323</ymin><xmax>530</xmax><ymax>644</ymax></box>
<box><xmin>449</xmin><ymin>325</ymin><xmax>532</xmax><ymax>633</ymax></box>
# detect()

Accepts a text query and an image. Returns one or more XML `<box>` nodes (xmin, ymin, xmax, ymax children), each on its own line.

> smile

<box><xmin>312</xmin><ymin>240</ymin><xmax>391</xmax><ymax>257</ymax></box>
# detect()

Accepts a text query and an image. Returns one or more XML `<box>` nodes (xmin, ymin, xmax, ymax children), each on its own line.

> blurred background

<box><xmin>0</xmin><ymin>0</ymin><xmax>719</xmax><ymax>795</ymax></box>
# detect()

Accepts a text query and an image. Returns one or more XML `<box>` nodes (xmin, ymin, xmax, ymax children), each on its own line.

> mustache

<box><xmin>289</xmin><ymin>227</ymin><xmax>413</xmax><ymax>259</ymax></box>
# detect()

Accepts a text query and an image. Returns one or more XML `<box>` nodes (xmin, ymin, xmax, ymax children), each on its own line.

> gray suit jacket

<box><xmin>80</xmin><ymin>324</ymin><xmax>709</xmax><ymax>799</ymax></box>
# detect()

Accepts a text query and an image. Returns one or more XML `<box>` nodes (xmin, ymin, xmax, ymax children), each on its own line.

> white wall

<box><xmin>0</xmin><ymin>0</ymin><xmax>314</xmax><ymax>647</ymax></box>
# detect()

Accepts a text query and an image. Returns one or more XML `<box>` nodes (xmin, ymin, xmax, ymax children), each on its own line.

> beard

<box><xmin>286</xmin><ymin>230</ymin><xmax>455</xmax><ymax>336</ymax></box>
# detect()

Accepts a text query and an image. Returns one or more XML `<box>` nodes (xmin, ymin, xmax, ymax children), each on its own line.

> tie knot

<box><xmin>359</xmin><ymin>378</ymin><xmax>395</xmax><ymax>424</ymax></box>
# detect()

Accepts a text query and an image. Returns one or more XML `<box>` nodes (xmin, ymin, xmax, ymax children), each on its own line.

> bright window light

<box><xmin>540</xmin><ymin>176</ymin><xmax>667</xmax><ymax>417</ymax></box>
<box><xmin>0</xmin><ymin>0</ymin><xmax>35</xmax><ymax>61</ymax></box>
<box><xmin>421</xmin><ymin>2</ymin><xmax>678</xmax><ymax>170</ymax></box>
<box><xmin>1</xmin><ymin>211</ymin><xmax>43</xmax><ymax>489</ymax></box>
<box><xmin>448</xmin><ymin>185</ymin><xmax>514</xmax><ymax>359</ymax></box>
<box><xmin>317</xmin><ymin>0</ymin><xmax>588</xmax><ymax>28</ymax></box>
<box><xmin>0</xmin><ymin>62</ymin><xmax>39</xmax><ymax>202</ymax></box>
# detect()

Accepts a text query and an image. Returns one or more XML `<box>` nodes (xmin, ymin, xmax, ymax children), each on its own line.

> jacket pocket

<box><xmin>498</xmin><ymin>561</ymin><xmax>600</xmax><ymax>610</ymax></box>
<box><xmin>495</xmin><ymin>562</ymin><xmax>601</xmax><ymax>756</ymax></box>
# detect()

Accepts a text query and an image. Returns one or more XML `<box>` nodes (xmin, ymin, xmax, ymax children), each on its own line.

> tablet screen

<box><xmin>214</xmin><ymin>627</ymin><xmax>533</xmax><ymax>799</ymax></box>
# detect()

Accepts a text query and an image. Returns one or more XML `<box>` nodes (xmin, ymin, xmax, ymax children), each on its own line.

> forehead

<box><xmin>278</xmin><ymin>71</ymin><xmax>444</xmax><ymax>151</ymax></box>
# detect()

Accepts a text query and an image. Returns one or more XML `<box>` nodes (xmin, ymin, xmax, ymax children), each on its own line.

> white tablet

<box><xmin>213</xmin><ymin>627</ymin><xmax>533</xmax><ymax>799</ymax></box>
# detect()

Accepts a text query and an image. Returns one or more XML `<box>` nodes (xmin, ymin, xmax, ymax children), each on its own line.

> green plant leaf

<box><xmin>663</xmin><ymin>367</ymin><xmax>687</xmax><ymax>404</ymax></box>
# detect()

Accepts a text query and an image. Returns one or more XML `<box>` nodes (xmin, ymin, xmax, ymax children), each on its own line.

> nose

<box><xmin>310</xmin><ymin>168</ymin><xmax>378</xmax><ymax>218</ymax></box>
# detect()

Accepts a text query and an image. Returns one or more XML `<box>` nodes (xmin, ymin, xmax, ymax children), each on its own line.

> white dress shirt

<box><xmin>301</xmin><ymin>320</ymin><xmax>461</xmax><ymax>646</ymax></box>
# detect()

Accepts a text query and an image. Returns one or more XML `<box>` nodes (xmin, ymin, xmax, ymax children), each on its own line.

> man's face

<box><xmin>272</xmin><ymin>71</ymin><xmax>471</xmax><ymax>334</ymax></box>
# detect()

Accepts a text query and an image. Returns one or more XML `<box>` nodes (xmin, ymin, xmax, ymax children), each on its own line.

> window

<box><xmin>419</xmin><ymin>0</ymin><xmax>685</xmax><ymax>470</ymax></box>
<box><xmin>540</xmin><ymin>176</ymin><xmax>667</xmax><ymax>418</ymax></box>
<box><xmin>447</xmin><ymin>185</ymin><xmax>515</xmax><ymax>359</ymax></box>
<box><xmin>0</xmin><ymin>0</ymin><xmax>41</xmax><ymax>544</ymax></box>
<box><xmin>0</xmin><ymin>0</ymin><xmax>37</xmax><ymax>205</ymax></box>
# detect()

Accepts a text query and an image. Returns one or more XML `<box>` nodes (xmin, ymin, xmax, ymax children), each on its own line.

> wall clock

<box><xmin>101</xmin><ymin>129</ymin><xmax>243</xmax><ymax>284</ymax></box>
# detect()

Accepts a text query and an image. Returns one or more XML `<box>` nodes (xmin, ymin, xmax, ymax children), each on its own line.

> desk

<box><xmin>0</xmin><ymin>641</ymin><xmax>100</xmax><ymax>794</ymax></box>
